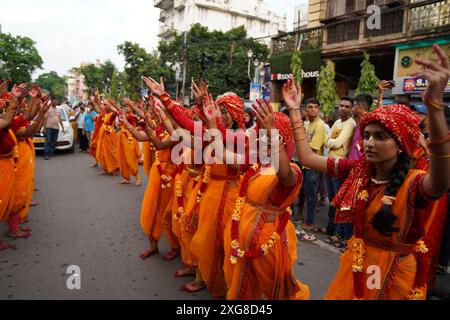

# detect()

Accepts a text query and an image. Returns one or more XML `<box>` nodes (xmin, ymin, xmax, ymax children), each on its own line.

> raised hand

<box><xmin>0</xmin><ymin>80</ymin><xmax>10</xmax><ymax>95</ymax></box>
<box><xmin>203</xmin><ymin>93</ymin><xmax>220</xmax><ymax>125</ymax></box>
<box><xmin>282</xmin><ymin>78</ymin><xmax>302</xmax><ymax>110</ymax></box>
<box><xmin>12</xmin><ymin>83</ymin><xmax>28</xmax><ymax>98</ymax></box>
<box><xmin>29</xmin><ymin>84</ymin><xmax>42</xmax><ymax>99</ymax></box>
<box><xmin>192</xmin><ymin>79</ymin><xmax>208</xmax><ymax>107</ymax></box>
<box><xmin>142</xmin><ymin>76</ymin><xmax>165</xmax><ymax>96</ymax></box>
<box><xmin>413</xmin><ymin>44</ymin><xmax>450</xmax><ymax>106</ymax></box>
<box><xmin>252</xmin><ymin>99</ymin><xmax>275</xmax><ymax>130</ymax></box>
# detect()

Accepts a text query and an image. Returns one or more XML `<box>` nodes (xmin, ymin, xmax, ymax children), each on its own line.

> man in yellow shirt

<box><xmin>301</xmin><ymin>98</ymin><xmax>327</xmax><ymax>233</ymax></box>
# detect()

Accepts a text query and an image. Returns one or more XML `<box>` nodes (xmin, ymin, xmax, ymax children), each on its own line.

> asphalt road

<box><xmin>0</xmin><ymin>150</ymin><xmax>342</xmax><ymax>300</ymax></box>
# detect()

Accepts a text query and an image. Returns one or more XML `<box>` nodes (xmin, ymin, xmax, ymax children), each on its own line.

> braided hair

<box><xmin>371</xmin><ymin>152</ymin><xmax>411</xmax><ymax>236</ymax></box>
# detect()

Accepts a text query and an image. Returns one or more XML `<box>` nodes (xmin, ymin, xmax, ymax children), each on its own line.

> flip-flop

<box><xmin>302</xmin><ymin>233</ymin><xmax>317</xmax><ymax>242</ymax></box>
<box><xmin>139</xmin><ymin>248</ymin><xmax>159</xmax><ymax>259</ymax></box>
<box><xmin>162</xmin><ymin>250</ymin><xmax>180</xmax><ymax>261</ymax></box>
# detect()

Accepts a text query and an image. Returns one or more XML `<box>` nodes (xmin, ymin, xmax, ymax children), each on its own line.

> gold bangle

<box><xmin>429</xmin><ymin>153</ymin><xmax>450</xmax><ymax>158</ymax></box>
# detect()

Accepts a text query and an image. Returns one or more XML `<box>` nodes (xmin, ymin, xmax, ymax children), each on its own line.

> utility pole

<box><xmin>181</xmin><ymin>0</ymin><xmax>191</xmax><ymax>104</ymax></box>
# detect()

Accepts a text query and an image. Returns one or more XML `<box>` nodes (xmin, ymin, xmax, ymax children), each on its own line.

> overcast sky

<box><xmin>0</xmin><ymin>0</ymin><xmax>307</xmax><ymax>78</ymax></box>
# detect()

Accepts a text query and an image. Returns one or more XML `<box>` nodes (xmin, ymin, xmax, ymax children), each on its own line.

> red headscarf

<box><xmin>216</xmin><ymin>95</ymin><xmax>246</xmax><ymax>130</ymax></box>
<box><xmin>332</xmin><ymin>104</ymin><xmax>422</xmax><ymax>223</ymax></box>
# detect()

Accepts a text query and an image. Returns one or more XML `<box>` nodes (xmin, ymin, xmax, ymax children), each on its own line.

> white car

<box><xmin>33</xmin><ymin>106</ymin><xmax>75</xmax><ymax>153</ymax></box>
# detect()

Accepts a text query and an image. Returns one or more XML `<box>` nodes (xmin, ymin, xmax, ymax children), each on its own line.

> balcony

<box><xmin>154</xmin><ymin>0</ymin><xmax>174</xmax><ymax>10</ymax></box>
<box><xmin>322</xmin><ymin>0</ymin><xmax>450</xmax><ymax>51</ymax></box>
<box><xmin>158</xmin><ymin>23</ymin><xmax>176</xmax><ymax>39</ymax></box>
<box><xmin>272</xmin><ymin>26</ymin><xmax>323</xmax><ymax>55</ymax></box>
<box><xmin>159</xmin><ymin>11</ymin><xmax>167</xmax><ymax>22</ymax></box>
<box><xmin>174</xmin><ymin>0</ymin><xmax>186</xmax><ymax>9</ymax></box>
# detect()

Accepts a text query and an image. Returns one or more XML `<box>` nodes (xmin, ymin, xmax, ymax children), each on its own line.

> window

<box><xmin>247</xmin><ymin>18</ymin><xmax>253</xmax><ymax>30</ymax></box>
<box><xmin>260</xmin><ymin>21</ymin><xmax>266</xmax><ymax>33</ymax></box>
<box><xmin>178</xmin><ymin>8</ymin><xmax>184</xmax><ymax>24</ymax></box>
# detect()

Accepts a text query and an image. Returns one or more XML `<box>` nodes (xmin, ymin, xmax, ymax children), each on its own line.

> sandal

<box><xmin>162</xmin><ymin>250</ymin><xmax>180</xmax><ymax>261</ymax></box>
<box><xmin>334</xmin><ymin>240</ymin><xmax>347</xmax><ymax>249</ymax></box>
<box><xmin>181</xmin><ymin>281</ymin><xmax>207</xmax><ymax>293</ymax></box>
<box><xmin>313</xmin><ymin>227</ymin><xmax>329</xmax><ymax>235</ymax></box>
<box><xmin>8</xmin><ymin>231</ymin><xmax>31</xmax><ymax>239</ymax></box>
<box><xmin>436</xmin><ymin>264</ymin><xmax>448</xmax><ymax>275</ymax></box>
<box><xmin>302</xmin><ymin>233</ymin><xmax>317</xmax><ymax>242</ymax></box>
<box><xmin>139</xmin><ymin>247</ymin><xmax>159</xmax><ymax>259</ymax></box>
<box><xmin>324</xmin><ymin>235</ymin><xmax>341</xmax><ymax>245</ymax></box>
<box><xmin>174</xmin><ymin>267</ymin><xmax>196</xmax><ymax>278</ymax></box>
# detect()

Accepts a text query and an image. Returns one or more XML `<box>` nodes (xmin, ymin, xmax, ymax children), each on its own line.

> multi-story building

<box><xmin>270</xmin><ymin>0</ymin><xmax>450</xmax><ymax>106</ymax></box>
<box><xmin>154</xmin><ymin>0</ymin><xmax>287</xmax><ymax>45</ymax></box>
<box><xmin>294</xmin><ymin>4</ymin><xmax>310</xmax><ymax>30</ymax></box>
<box><xmin>67</xmin><ymin>65</ymin><xmax>88</xmax><ymax>105</ymax></box>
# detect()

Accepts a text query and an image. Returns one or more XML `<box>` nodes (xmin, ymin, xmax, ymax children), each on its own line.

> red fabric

<box><xmin>105</xmin><ymin>112</ymin><xmax>117</xmax><ymax>125</ymax></box>
<box><xmin>216</xmin><ymin>95</ymin><xmax>246</xmax><ymax>130</ymax></box>
<box><xmin>0</xmin><ymin>129</ymin><xmax>16</xmax><ymax>154</ymax></box>
<box><xmin>360</xmin><ymin>104</ymin><xmax>421</xmax><ymax>156</ymax></box>
<box><xmin>0</xmin><ymin>92</ymin><xmax>13</xmax><ymax>110</ymax></box>
<box><xmin>126</xmin><ymin>113</ymin><xmax>137</xmax><ymax>127</ymax></box>
<box><xmin>11</xmin><ymin>115</ymin><xmax>29</xmax><ymax>133</ymax></box>
<box><xmin>269</xmin><ymin>165</ymin><xmax>302</xmax><ymax>207</ymax></box>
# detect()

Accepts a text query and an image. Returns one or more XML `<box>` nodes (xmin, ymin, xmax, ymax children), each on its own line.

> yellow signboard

<box><xmin>396</xmin><ymin>44</ymin><xmax>450</xmax><ymax>78</ymax></box>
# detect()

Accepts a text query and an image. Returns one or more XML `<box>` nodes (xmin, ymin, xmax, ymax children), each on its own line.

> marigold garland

<box><xmin>229</xmin><ymin>163</ymin><xmax>293</xmax><ymax>264</ymax></box>
<box><xmin>174</xmin><ymin>178</ymin><xmax>184</xmax><ymax>219</ymax></box>
<box><xmin>196</xmin><ymin>165</ymin><xmax>211</xmax><ymax>203</ymax></box>
<box><xmin>154</xmin><ymin>150</ymin><xmax>178</xmax><ymax>189</ymax></box>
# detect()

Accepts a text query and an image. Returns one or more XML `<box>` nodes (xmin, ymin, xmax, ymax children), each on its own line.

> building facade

<box><xmin>155</xmin><ymin>0</ymin><xmax>287</xmax><ymax>45</ymax></box>
<box><xmin>66</xmin><ymin>65</ymin><xmax>88</xmax><ymax>105</ymax></box>
<box><xmin>270</xmin><ymin>0</ymin><xmax>450</xmax><ymax>107</ymax></box>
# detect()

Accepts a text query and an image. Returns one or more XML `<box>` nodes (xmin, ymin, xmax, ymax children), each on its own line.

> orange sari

<box><xmin>172</xmin><ymin>164</ymin><xmax>202</xmax><ymax>267</ymax></box>
<box><xmin>140</xmin><ymin>146</ymin><xmax>178</xmax><ymax>250</ymax></box>
<box><xmin>98</xmin><ymin>113</ymin><xmax>119</xmax><ymax>174</ymax></box>
<box><xmin>325</xmin><ymin>170</ymin><xmax>436</xmax><ymax>300</ymax></box>
<box><xmin>90</xmin><ymin>112</ymin><xmax>105</xmax><ymax>160</ymax></box>
<box><xmin>16</xmin><ymin>138</ymin><xmax>35</xmax><ymax>221</ymax></box>
<box><xmin>189</xmin><ymin>164</ymin><xmax>241</xmax><ymax>298</ymax></box>
<box><xmin>0</xmin><ymin>129</ymin><xmax>17</xmax><ymax>222</ymax></box>
<box><xmin>223</xmin><ymin>165</ymin><xmax>310</xmax><ymax>300</ymax></box>
<box><xmin>118</xmin><ymin>127</ymin><xmax>141</xmax><ymax>180</ymax></box>
<box><xmin>142</xmin><ymin>141</ymin><xmax>153</xmax><ymax>177</ymax></box>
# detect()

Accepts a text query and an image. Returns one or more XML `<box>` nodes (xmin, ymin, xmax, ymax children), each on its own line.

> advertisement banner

<box><xmin>403</xmin><ymin>78</ymin><xmax>450</xmax><ymax>93</ymax></box>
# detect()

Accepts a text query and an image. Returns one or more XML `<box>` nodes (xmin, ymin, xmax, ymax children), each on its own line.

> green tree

<box><xmin>158</xmin><ymin>24</ymin><xmax>270</xmax><ymax>99</ymax></box>
<box><xmin>75</xmin><ymin>60</ymin><xmax>119</xmax><ymax>96</ymax></box>
<box><xmin>117</xmin><ymin>42</ymin><xmax>171</xmax><ymax>100</ymax></box>
<box><xmin>316</xmin><ymin>60</ymin><xmax>339</xmax><ymax>116</ymax></box>
<box><xmin>356</xmin><ymin>52</ymin><xmax>379</xmax><ymax>97</ymax></box>
<box><xmin>35</xmin><ymin>71</ymin><xmax>67</xmax><ymax>103</ymax></box>
<box><xmin>0</xmin><ymin>33</ymin><xmax>43</xmax><ymax>84</ymax></box>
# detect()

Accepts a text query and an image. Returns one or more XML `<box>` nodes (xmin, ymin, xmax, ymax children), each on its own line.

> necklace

<box><xmin>370</xmin><ymin>177</ymin><xmax>389</xmax><ymax>185</ymax></box>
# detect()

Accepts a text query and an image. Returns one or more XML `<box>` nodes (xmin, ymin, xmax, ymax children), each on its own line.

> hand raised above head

<box><xmin>142</xmin><ymin>76</ymin><xmax>165</xmax><ymax>96</ymax></box>
<box><xmin>281</xmin><ymin>78</ymin><xmax>302</xmax><ymax>110</ymax></box>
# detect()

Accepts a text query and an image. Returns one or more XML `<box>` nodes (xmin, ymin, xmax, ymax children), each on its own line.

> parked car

<box><xmin>33</xmin><ymin>106</ymin><xmax>75</xmax><ymax>153</ymax></box>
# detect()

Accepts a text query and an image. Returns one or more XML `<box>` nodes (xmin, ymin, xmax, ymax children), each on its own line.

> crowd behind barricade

<box><xmin>0</xmin><ymin>44</ymin><xmax>449</xmax><ymax>300</ymax></box>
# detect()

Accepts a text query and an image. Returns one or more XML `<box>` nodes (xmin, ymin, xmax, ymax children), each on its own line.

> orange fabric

<box><xmin>172</xmin><ymin>167</ymin><xmax>201</xmax><ymax>267</ymax></box>
<box><xmin>98</xmin><ymin>114</ymin><xmax>119</xmax><ymax>174</ymax></box>
<box><xmin>142</xmin><ymin>141</ymin><xmax>153</xmax><ymax>177</ymax></box>
<box><xmin>90</xmin><ymin>112</ymin><xmax>105</xmax><ymax>159</ymax></box>
<box><xmin>223</xmin><ymin>165</ymin><xmax>309</xmax><ymax>300</ymax></box>
<box><xmin>17</xmin><ymin>139</ymin><xmax>35</xmax><ymax>221</ymax></box>
<box><xmin>325</xmin><ymin>170</ymin><xmax>432</xmax><ymax>300</ymax></box>
<box><xmin>9</xmin><ymin>140</ymin><xmax>34</xmax><ymax>216</ymax></box>
<box><xmin>189</xmin><ymin>164</ymin><xmax>241</xmax><ymax>298</ymax></box>
<box><xmin>139</xmin><ymin>147</ymin><xmax>176</xmax><ymax>244</ymax></box>
<box><xmin>0</xmin><ymin>156</ymin><xmax>15</xmax><ymax>222</ymax></box>
<box><xmin>118</xmin><ymin>129</ymin><xmax>141</xmax><ymax>180</ymax></box>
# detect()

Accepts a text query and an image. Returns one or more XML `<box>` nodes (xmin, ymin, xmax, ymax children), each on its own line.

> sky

<box><xmin>0</xmin><ymin>0</ymin><xmax>307</xmax><ymax>78</ymax></box>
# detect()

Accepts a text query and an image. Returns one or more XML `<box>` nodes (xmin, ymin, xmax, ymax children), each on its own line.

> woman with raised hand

<box><xmin>203</xmin><ymin>97</ymin><xmax>310</xmax><ymax>300</ymax></box>
<box><xmin>284</xmin><ymin>44</ymin><xmax>450</xmax><ymax>300</ymax></box>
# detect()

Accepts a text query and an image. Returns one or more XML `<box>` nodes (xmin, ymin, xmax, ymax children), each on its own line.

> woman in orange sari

<box><xmin>0</xmin><ymin>82</ymin><xmax>20</xmax><ymax>250</ymax></box>
<box><xmin>117</xmin><ymin>108</ymin><xmax>141</xmax><ymax>186</ymax></box>
<box><xmin>97</xmin><ymin>103</ymin><xmax>119</xmax><ymax>175</ymax></box>
<box><xmin>284</xmin><ymin>44</ymin><xmax>450</xmax><ymax>300</ymax></box>
<box><xmin>204</xmin><ymin>98</ymin><xmax>310</xmax><ymax>300</ymax></box>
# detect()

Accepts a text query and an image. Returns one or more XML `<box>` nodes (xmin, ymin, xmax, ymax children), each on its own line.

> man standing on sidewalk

<box><xmin>43</xmin><ymin>100</ymin><xmax>65</xmax><ymax>160</ymax></box>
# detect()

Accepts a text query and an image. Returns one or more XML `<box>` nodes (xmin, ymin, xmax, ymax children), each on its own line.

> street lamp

<box><xmin>247</xmin><ymin>49</ymin><xmax>253</xmax><ymax>82</ymax></box>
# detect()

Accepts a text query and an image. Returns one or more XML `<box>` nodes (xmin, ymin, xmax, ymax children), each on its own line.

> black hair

<box><xmin>244</xmin><ymin>108</ymin><xmax>255</xmax><ymax>129</ymax></box>
<box><xmin>355</xmin><ymin>94</ymin><xmax>373</xmax><ymax>111</ymax></box>
<box><xmin>304</xmin><ymin>98</ymin><xmax>321</xmax><ymax>107</ymax></box>
<box><xmin>340</xmin><ymin>96</ymin><xmax>354</xmax><ymax>105</ymax></box>
<box><xmin>371</xmin><ymin>152</ymin><xmax>411</xmax><ymax>236</ymax></box>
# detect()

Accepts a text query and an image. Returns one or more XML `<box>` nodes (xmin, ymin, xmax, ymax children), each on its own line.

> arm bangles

<box><xmin>427</xmin><ymin>133</ymin><xmax>450</xmax><ymax>148</ymax></box>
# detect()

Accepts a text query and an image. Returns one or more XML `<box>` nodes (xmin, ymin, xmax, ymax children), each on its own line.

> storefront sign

<box><xmin>271</xmin><ymin>70</ymin><xmax>319</xmax><ymax>81</ymax></box>
<box><xmin>403</xmin><ymin>78</ymin><xmax>450</xmax><ymax>93</ymax></box>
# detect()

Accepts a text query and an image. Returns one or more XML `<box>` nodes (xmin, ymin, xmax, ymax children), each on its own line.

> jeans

<box><xmin>303</xmin><ymin>169</ymin><xmax>320</xmax><ymax>226</ymax></box>
<box><xmin>78</xmin><ymin>128</ymin><xmax>88</xmax><ymax>151</ymax></box>
<box><xmin>44</xmin><ymin>128</ymin><xmax>59</xmax><ymax>157</ymax></box>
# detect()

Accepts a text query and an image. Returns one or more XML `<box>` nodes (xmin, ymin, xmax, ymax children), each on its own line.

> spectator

<box><xmin>43</xmin><ymin>100</ymin><xmax>65</xmax><ymax>160</ymax></box>
<box><xmin>83</xmin><ymin>103</ymin><xmax>98</xmax><ymax>145</ymax></box>
<box><xmin>348</xmin><ymin>94</ymin><xmax>373</xmax><ymax>160</ymax></box>
<box><xmin>75</xmin><ymin>104</ymin><xmax>88</xmax><ymax>152</ymax></box>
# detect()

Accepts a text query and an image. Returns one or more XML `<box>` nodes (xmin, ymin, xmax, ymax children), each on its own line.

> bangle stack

<box><xmin>423</xmin><ymin>96</ymin><xmax>445</xmax><ymax>111</ymax></box>
<box><xmin>427</xmin><ymin>133</ymin><xmax>450</xmax><ymax>148</ymax></box>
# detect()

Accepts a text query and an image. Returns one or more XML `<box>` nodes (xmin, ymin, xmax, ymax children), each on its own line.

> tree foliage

<box><xmin>316</xmin><ymin>60</ymin><xmax>339</xmax><ymax>116</ymax></box>
<box><xmin>291</xmin><ymin>50</ymin><xmax>303</xmax><ymax>85</ymax></box>
<box><xmin>0</xmin><ymin>33</ymin><xmax>43</xmax><ymax>84</ymax></box>
<box><xmin>75</xmin><ymin>59</ymin><xmax>119</xmax><ymax>96</ymax></box>
<box><xmin>117</xmin><ymin>42</ymin><xmax>171</xmax><ymax>100</ymax></box>
<box><xmin>158</xmin><ymin>24</ymin><xmax>270</xmax><ymax>99</ymax></box>
<box><xmin>356</xmin><ymin>52</ymin><xmax>379</xmax><ymax>96</ymax></box>
<box><xmin>35</xmin><ymin>71</ymin><xmax>67</xmax><ymax>103</ymax></box>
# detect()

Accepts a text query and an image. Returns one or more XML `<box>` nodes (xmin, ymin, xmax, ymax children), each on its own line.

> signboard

<box><xmin>271</xmin><ymin>70</ymin><xmax>319</xmax><ymax>81</ymax></box>
<box><xmin>249</xmin><ymin>82</ymin><xmax>262</xmax><ymax>102</ymax></box>
<box><xmin>403</xmin><ymin>78</ymin><xmax>450</xmax><ymax>93</ymax></box>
